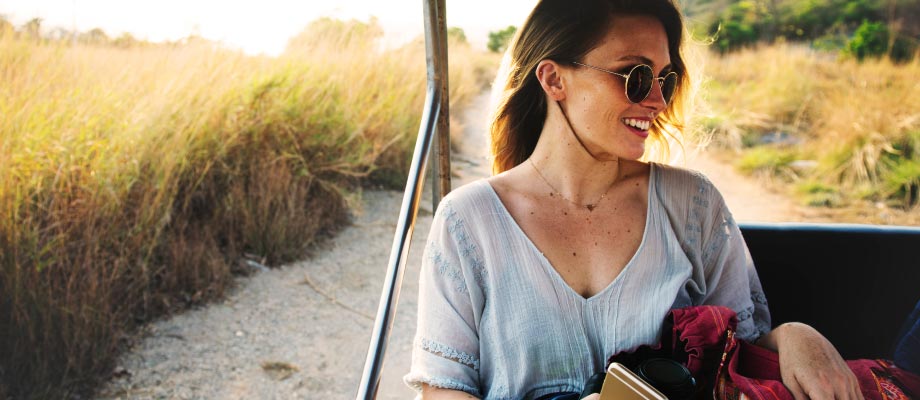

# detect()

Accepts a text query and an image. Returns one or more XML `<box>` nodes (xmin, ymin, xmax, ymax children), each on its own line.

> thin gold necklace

<box><xmin>528</xmin><ymin>158</ymin><xmax>616</xmax><ymax>212</ymax></box>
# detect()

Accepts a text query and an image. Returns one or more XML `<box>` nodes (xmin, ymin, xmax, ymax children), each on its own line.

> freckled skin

<box><xmin>487</xmin><ymin>14</ymin><xmax>666</xmax><ymax>298</ymax></box>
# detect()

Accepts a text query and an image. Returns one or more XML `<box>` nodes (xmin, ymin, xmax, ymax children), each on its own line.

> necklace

<box><xmin>528</xmin><ymin>158</ymin><xmax>616</xmax><ymax>212</ymax></box>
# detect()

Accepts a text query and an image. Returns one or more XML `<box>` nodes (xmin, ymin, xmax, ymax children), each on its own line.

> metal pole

<box><xmin>354</xmin><ymin>0</ymin><xmax>449</xmax><ymax>398</ymax></box>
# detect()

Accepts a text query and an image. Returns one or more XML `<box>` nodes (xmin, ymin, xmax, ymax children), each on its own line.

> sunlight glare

<box><xmin>0</xmin><ymin>0</ymin><xmax>537</xmax><ymax>55</ymax></box>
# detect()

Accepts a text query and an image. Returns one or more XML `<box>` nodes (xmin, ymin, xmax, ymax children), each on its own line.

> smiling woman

<box><xmin>404</xmin><ymin>0</ymin><xmax>865</xmax><ymax>399</ymax></box>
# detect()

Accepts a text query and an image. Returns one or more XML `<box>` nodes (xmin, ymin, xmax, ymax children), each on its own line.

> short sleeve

<box><xmin>404</xmin><ymin>199</ymin><xmax>485</xmax><ymax>397</ymax></box>
<box><xmin>695</xmin><ymin>180</ymin><xmax>772</xmax><ymax>342</ymax></box>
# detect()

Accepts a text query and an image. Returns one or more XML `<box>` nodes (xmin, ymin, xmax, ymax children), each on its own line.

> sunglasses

<box><xmin>571</xmin><ymin>61</ymin><xmax>678</xmax><ymax>105</ymax></box>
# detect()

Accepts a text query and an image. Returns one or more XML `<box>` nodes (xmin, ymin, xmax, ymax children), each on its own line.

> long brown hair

<box><xmin>489</xmin><ymin>0</ymin><xmax>690</xmax><ymax>174</ymax></box>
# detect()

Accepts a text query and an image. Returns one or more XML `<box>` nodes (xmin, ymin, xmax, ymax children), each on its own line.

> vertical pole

<box><xmin>354</xmin><ymin>0</ymin><xmax>449</xmax><ymax>398</ymax></box>
<box><xmin>429</xmin><ymin>0</ymin><xmax>451</xmax><ymax>211</ymax></box>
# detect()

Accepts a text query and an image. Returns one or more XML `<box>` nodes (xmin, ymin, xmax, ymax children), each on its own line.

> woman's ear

<box><xmin>535</xmin><ymin>60</ymin><xmax>567</xmax><ymax>101</ymax></box>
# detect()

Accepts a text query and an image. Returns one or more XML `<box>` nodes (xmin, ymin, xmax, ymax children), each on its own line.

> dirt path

<box><xmin>98</xmin><ymin>189</ymin><xmax>427</xmax><ymax>400</ymax></box>
<box><xmin>682</xmin><ymin>151</ymin><xmax>810</xmax><ymax>222</ymax></box>
<box><xmin>97</xmin><ymin>91</ymin><xmax>809</xmax><ymax>400</ymax></box>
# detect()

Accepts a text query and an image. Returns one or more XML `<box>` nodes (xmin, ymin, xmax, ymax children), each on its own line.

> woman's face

<box><xmin>561</xmin><ymin>13</ymin><xmax>672</xmax><ymax>161</ymax></box>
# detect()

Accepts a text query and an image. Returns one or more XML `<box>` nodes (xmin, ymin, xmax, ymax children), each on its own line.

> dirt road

<box><xmin>683</xmin><ymin>150</ymin><xmax>810</xmax><ymax>222</ymax></box>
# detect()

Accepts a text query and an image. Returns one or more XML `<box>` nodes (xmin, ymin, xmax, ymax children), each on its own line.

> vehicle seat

<box><xmin>740</xmin><ymin>223</ymin><xmax>920</xmax><ymax>359</ymax></box>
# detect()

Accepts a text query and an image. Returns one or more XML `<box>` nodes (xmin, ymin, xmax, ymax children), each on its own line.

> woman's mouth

<box><xmin>622</xmin><ymin>118</ymin><xmax>651</xmax><ymax>138</ymax></box>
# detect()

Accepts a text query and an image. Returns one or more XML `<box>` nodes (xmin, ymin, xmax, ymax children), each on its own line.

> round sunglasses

<box><xmin>571</xmin><ymin>61</ymin><xmax>678</xmax><ymax>105</ymax></box>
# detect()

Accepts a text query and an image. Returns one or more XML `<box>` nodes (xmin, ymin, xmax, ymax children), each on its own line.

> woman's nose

<box><xmin>641</xmin><ymin>81</ymin><xmax>668</xmax><ymax>112</ymax></box>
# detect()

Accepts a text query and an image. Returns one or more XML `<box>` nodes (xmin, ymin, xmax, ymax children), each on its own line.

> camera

<box><xmin>537</xmin><ymin>358</ymin><xmax>695</xmax><ymax>400</ymax></box>
<box><xmin>593</xmin><ymin>358</ymin><xmax>696</xmax><ymax>399</ymax></box>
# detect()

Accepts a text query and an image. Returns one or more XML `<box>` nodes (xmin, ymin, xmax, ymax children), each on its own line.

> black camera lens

<box><xmin>636</xmin><ymin>358</ymin><xmax>696</xmax><ymax>399</ymax></box>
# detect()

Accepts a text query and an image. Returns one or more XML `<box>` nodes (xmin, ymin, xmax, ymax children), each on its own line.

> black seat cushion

<box><xmin>740</xmin><ymin>223</ymin><xmax>920</xmax><ymax>359</ymax></box>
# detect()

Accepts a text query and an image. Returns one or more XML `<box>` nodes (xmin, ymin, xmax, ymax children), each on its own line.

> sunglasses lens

<box><xmin>661</xmin><ymin>72</ymin><xmax>678</xmax><ymax>104</ymax></box>
<box><xmin>626</xmin><ymin>65</ymin><xmax>654</xmax><ymax>103</ymax></box>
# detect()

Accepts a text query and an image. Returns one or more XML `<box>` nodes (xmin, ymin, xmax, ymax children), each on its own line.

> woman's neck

<box><xmin>528</xmin><ymin>113</ymin><xmax>626</xmax><ymax>206</ymax></box>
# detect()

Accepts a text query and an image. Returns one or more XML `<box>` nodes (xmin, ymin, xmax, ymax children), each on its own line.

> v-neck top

<box><xmin>405</xmin><ymin>163</ymin><xmax>771</xmax><ymax>400</ymax></box>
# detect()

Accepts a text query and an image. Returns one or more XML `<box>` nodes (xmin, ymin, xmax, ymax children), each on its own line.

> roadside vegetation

<box><xmin>0</xmin><ymin>17</ymin><xmax>497</xmax><ymax>399</ymax></box>
<box><xmin>697</xmin><ymin>44</ymin><xmax>919</xmax><ymax>223</ymax></box>
<box><xmin>688</xmin><ymin>0</ymin><xmax>919</xmax><ymax>224</ymax></box>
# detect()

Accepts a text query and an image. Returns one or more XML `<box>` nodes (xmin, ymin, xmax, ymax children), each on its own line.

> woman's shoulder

<box><xmin>651</xmin><ymin>162</ymin><xmax>720</xmax><ymax>198</ymax></box>
<box><xmin>650</xmin><ymin>162</ymin><xmax>730</xmax><ymax>224</ymax></box>
<box><xmin>652</xmin><ymin>161</ymin><xmax>712</xmax><ymax>183</ymax></box>
<box><xmin>435</xmin><ymin>179</ymin><xmax>497</xmax><ymax>217</ymax></box>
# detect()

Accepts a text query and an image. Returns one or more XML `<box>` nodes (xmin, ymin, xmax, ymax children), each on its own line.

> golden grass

<box><xmin>697</xmin><ymin>44</ymin><xmax>920</xmax><ymax>223</ymax></box>
<box><xmin>0</xmin><ymin>25</ymin><xmax>496</xmax><ymax>398</ymax></box>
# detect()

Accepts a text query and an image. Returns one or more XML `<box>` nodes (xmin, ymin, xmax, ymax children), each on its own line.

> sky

<box><xmin>0</xmin><ymin>0</ymin><xmax>537</xmax><ymax>55</ymax></box>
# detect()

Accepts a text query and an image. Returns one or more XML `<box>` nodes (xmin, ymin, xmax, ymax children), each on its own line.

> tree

<box><xmin>846</xmin><ymin>20</ymin><xmax>889</xmax><ymax>60</ymax></box>
<box><xmin>447</xmin><ymin>27</ymin><xmax>467</xmax><ymax>44</ymax></box>
<box><xmin>887</xmin><ymin>0</ymin><xmax>920</xmax><ymax>62</ymax></box>
<box><xmin>47</xmin><ymin>27</ymin><xmax>73</xmax><ymax>42</ymax></box>
<box><xmin>82</xmin><ymin>28</ymin><xmax>109</xmax><ymax>45</ymax></box>
<box><xmin>285</xmin><ymin>17</ymin><xmax>383</xmax><ymax>54</ymax></box>
<box><xmin>23</xmin><ymin>17</ymin><xmax>42</xmax><ymax>40</ymax></box>
<box><xmin>113</xmin><ymin>32</ymin><xmax>138</xmax><ymax>48</ymax></box>
<box><xmin>487</xmin><ymin>25</ymin><xmax>517</xmax><ymax>53</ymax></box>
<box><xmin>708</xmin><ymin>1</ymin><xmax>763</xmax><ymax>52</ymax></box>
<box><xmin>0</xmin><ymin>15</ymin><xmax>12</xmax><ymax>38</ymax></box>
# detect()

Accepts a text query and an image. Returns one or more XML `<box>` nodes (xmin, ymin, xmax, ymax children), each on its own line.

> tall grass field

<box><xmin>698</xmin><ymin>44</ymin><xmax>920</xmax><ymax>224</ymax></box>
<box><xmin>0</xmin><ymin>20</ymin><xmax>496</xmax><ymax>399</ymax></box>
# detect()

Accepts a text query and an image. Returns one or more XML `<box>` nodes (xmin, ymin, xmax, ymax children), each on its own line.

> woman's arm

<box><xmin>421</xmin><ymin>384</ymin><xmax>481</xmax><ymax>399</ymax></box>
<box><xmin>755</xmin><ymin>322</ymin><xmax>863</xmax><ymax>400</ymax></box>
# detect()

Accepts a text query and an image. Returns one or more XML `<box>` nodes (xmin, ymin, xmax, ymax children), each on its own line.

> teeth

<box><xmin>623</xmin><ymin>118</ymin><xmax>650</xmax><ymax>131</ymax></box>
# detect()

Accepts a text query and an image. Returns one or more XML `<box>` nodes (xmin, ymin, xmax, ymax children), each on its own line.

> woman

<box><xmin>405</xmin><ymin>0</ymin><xmax>861</xmax><ymax>398</ymax></box>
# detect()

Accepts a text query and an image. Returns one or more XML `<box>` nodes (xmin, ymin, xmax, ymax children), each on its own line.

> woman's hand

<box><xmin>756</xmin><ymin>322</ymin><xmax>863</xmax><ymax>400</ymax></box>
<box><xmin>581</xmin><ymin>394</ymin><xmax>600</xmax><ymax>400</ymax></box>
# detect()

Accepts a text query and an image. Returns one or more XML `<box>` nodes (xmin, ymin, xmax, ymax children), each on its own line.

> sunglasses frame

<box><xmin>570</xmin><ymin>61</ymin><xmax>678</xmax><ymax>105</ymax></box>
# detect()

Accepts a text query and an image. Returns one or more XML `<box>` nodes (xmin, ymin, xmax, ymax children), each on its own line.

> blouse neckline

<box><xmin>478</xmin><ymin>163</ymin><xmax>658</xmax><ymax>302</ymax></box>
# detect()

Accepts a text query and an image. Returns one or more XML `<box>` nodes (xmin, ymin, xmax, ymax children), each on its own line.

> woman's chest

<box><xmin>517</xmin><ymin>199</ymin><xmax>648</xmax><ymax>298</ymax></box>
<box><xmin>475</xmin><ymin>234</ymin><xmax>694</xmax><ymax>392</ymax></box>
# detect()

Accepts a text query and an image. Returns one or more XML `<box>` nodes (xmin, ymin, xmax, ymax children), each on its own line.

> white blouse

<box><xmin>404</xmin><ymin>163</ymin><xmax>771</xmax><ymax>399</ymax></box>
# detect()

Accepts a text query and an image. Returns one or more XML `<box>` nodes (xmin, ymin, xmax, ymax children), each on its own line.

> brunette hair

<box><xmin>489</xmin><ymin>0</ymin><xmax>690</xmax><ymax>174</ymax></box>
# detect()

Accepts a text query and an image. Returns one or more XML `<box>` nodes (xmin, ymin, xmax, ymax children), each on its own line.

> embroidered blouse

<box><xmin>404</xmin><ymin>163</ymin><xmax>771</xmax><ymax>399</ymax></box>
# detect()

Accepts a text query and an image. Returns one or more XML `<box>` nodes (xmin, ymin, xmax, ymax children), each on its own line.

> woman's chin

<box><xmin>596</xmin><ymin>150</ymin><xmax>644</xmax><ymax>162</ymax></box>
<box><xmin>621</xmin><ymin>145</ymin><xmax>646</xmax><ymax>161</ymax></box>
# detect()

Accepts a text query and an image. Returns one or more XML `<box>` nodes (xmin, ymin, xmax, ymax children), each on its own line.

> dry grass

<box><xmin>0</xmin><ymin>23</ymin><xmax>496</xmax><ymax>399</ymax></box>
<box><xmin>697</xmin><ymin>44</ymin><xmax>920</xmax><ymax>223</ymax></box>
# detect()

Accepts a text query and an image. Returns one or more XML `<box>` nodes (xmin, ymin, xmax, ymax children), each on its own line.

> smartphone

<box><xmin>598</xmin><ymin>362</ymin><xmax>668</xmax><ymax>400</ymax></box>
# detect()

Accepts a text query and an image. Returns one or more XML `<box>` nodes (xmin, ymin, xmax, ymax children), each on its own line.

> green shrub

<box><xmin>796</xmin><ymin>181</ymin><xmax>843</xmax><ymax>207</ymax></box>
<box><xmin>709</xmin><ymin>1</ymin><xmax>763</xmax><ymax>52</ymax></box>
<box><xmin>882</xmin><ymin>159</ymin><xmax>920</xmax><ymax>206</ymax></box>
<box><xmin>736</xmin><ymin>146</ymin><xmax>798</xmax><ymax>175</ymax></box>
<box><xmin>846</xmin><ymin>20</ymin><xmax>889</xmax><ymax>60</ymax></box>
<box><xmin>487</xmin><ymin>25</ymin><xmax>517</xmax><ymax>53</ymax></box>
<box><xmin>880</xmin><ymin>131</ymin><xmax>920</xmax><ymax>206</ymax></box>
<box><xmin>890</xmin><ymin>36</ymin><xmax>919</xmax><ymax>63</ymax></box>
